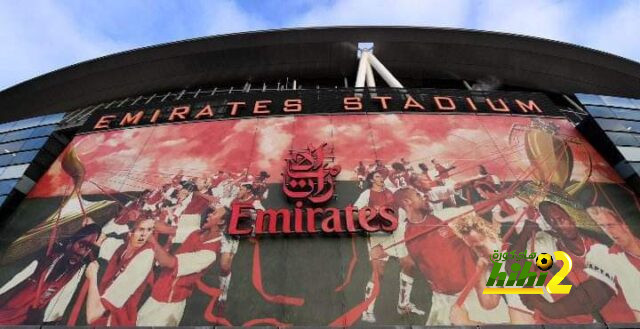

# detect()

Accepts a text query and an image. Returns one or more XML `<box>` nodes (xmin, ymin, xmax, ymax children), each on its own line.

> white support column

<box><xmin>365</xmin><ymin>55</ymin><xmax>376</xmax><ymax>88</ymax></box>
<box><xmin>366</xmin><ymin>52</ymin><xmax>404</xmax><ymax>88</ymax></box>
<box><xmin>355</xmin><ymin>50</ymin><xmax>370</xmax><ymax>88</ymax></box>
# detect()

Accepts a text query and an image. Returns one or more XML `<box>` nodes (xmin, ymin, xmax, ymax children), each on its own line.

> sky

<box><xmin>0</xmin><ymin>0</ymin><xmax>639</xmax><ymax>91</ymax></box>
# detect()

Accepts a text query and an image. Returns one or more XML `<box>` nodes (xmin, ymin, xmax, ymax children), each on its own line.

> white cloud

<box><xmin>472</xmin><ymin>0</ymin><xmax>579</xmax><ymax>42</ymax></box>
<box><xmin>1</xmin><ymin>0</ymin><xmax>639</xmax><ymax>92</ymax></box>
<box><xmin>290</xmin><ymin>0</ymin><xmax>471</xmax><ymax>27</ymax></box>
<box><xmin>582</xmin><ymin>0</ymin><xmax>640</xmax><ymax>63</ymax></box>
<box><xmin>0</xmin><ymin>0</ymin><xmax>132</xmax><ymax>90</ymax></box>
<box><xmin>0</xmin><ymin>0</ymin><xmax>269</xmax><ymax>91</ymax></box>
<box><xmin>287</xmin><ymin>0</ymin><xmax>640</xmax><ymax>63</ymax></box>
<box><xmin>200</xmin><ymin>0</ymin><xmax>271</xmax><ymax>35</ymax></box>
<box><xmin>471</xmin><ymin>0</ymin><xmax>640</xmax><ymax>63</ymax></box>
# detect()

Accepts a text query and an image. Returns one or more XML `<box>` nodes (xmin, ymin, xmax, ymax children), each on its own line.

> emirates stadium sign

<box><xmin>228</xmin><ymin>143</ymin><xmax>398</xmax><ymax>236</ymax></box>
<box><xmin>82</xmin><ymin>88</ymin><xmax>560</xmax><ymax>132</ymax></box>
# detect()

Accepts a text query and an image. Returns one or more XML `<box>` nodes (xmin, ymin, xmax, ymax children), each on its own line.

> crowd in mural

<box><xmin>1</xmin><ymin>118</ymin><xmax>640</xmax><ymax>326</ymax></box>
<box><xmin>0</xmin><ymin>166</ymin><xmax>273</xmax><ymax>326</ymax></box>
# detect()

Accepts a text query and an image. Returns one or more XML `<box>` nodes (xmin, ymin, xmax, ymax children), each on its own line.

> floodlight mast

<box><xmin>355</xmin><ymin>49</ymin><xmax>369</xmax><ymax>88</ymax></box>
<box><xmin>355</xmin><ymin>49</ymin><xmax>404</xmax><ymax>88</ymax></box>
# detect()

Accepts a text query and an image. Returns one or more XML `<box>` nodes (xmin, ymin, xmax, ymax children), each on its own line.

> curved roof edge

<box><xmin>1</xmin><ymin>26</ymin><xmax>639</xmax><ymax>122</ymax></box>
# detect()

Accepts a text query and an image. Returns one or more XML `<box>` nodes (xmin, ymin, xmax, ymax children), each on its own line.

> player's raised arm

<box><xmin>504</xmin><ymin>221</ymin><xmax>540</xmax><ymax>273</ymax></box>
<box><xmin>149</xmin><ymin>234</ymin><xmax>177</xmax><ymax>269</ymax></box>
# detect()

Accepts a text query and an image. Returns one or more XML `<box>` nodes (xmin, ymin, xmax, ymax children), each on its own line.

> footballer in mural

<box><xmin>0</xmin><ymin>113</ymin><xmax>639</xmax><ymax>326</ymax></box>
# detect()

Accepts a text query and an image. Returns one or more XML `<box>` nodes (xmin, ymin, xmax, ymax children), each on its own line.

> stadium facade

<box><xmin>0</xmin><ymin>27</ymin><xmax>640</xmax><ymax>327</ymax></box>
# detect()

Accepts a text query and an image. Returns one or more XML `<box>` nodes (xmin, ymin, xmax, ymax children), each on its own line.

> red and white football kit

<box><xmin>171</xmin><ymin>192</ymin><xmax>211</xmax><ymax>244</ymax></box>
<box><xmin>387</xmin><ymin>171</ymin><xmax>411</xmax><ymax>192</ymax></box>
<box><xmin>0</xmin><ymin>254</ymin><xmax>86</xmax><ymax>324</ymax></box>
<box><xmin>406</xmin><ymin>207</ymin><xmax>509</xmax><ymax>325</ymax></box>
<box><xmin>354</xmin><ymin>188</ymin><xmax>406</xmax><ymax>260</ymax></box>
<box><xmin>585</xmin><ymin>243</ymin><xmax>640</xmax><ymax>321</ymax></box>
<box><xmin>505</xmin><ymin>233</ymin><xmax>635</xmax><ymax>324</ymax></box>
<box><xmin>90</xmin><ymin>243</ymin><xmax>154</xmax><ymax>326</ymax></box>
<box><xmin>137</xmin><ymin>232</ymin><xmax>222</xmax><ymax>325</ymax></box>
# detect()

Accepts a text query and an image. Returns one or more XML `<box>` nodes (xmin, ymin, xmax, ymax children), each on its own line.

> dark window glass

<box><xmin>596</xmin><ymin>118</ymin><xmax>632</xmax><ymax>132</ymax></box>
<box><xmin>21</xmin><ymin>137</ymin><xmax>47</xmax><ymax>151</ymax></box>
<box><xmin>11</xmin><ymin>150</ymin><xmax>37</xmax><ymax>165</ymax></box>
<box><xmin>606</xmin><ymin>132</ymin><xmax>640</xmax><ymax>146</ymax></box>
<box><xmin>0</xmin><ymin>140</ymin><xmax>26</xmax><ymax>154</ymax></box>
<box><xmin>576</xmin><ymin>94</ymin><xmax>605</xmax><ymax>106</ymax></box>
<box><xmin>10</xmin><ymin>117</ymin><xmax>43</xmax><ymax>131</ymax></box>
<box><xmin>627</xmin><ymin>121</ymin><xmax>640</xmax><ymax>133</ymax></box>
<box><xmin>29</xmin><ymin>125</ymin><xmax>56</xmax><ymax>139</ymax></box>
<box><xmin>40</xmin><ymin>113</ymin><xmax>65</xmax><ymax>125</ymax></box>
<box><xmin>618</xmin><ymin>147</ymin><xmax>640</xmax><ymax>162</ymax></box>
<box><xmin>0</xmin><ymin>164</ymin><xmax>28</xmax><ymax>180</ymax></box>
<box><xmin>0</xmin><ymin>154</ymin><xmax>11</xmax><ymax>167</ymax></box>
<box><xmin>602</xmin><ymin>96</ymin><xmax>636</xmax><ymax>109</ymax></box>
<box><xmin>630</xmin><ymin>163</ymin><xmax>640</xmax><ymax>175</ymax></box>
<box><xmin>0</xmin><ymin>179</ymin><xmax>17</xmax><ymax>194</ymax></box>
<box><xmin>1</xmin><ymin>128</ymin><xmax>33</xmax><ymax>143</ymax></box>
<box><xmin>0</xmin><ymin>122</ymin><xmax>14</xmax><ymax>134</ymax></box>
<box><xmin>614</xmin><ymin>161</ymin><xmax>635</xmax><ymax>179</ymax></box>
<box><xmin>611</xmin><ymin>108</ymin><xmax>640</xmax><ymax>121</ymax></box>
<box><xmin>0</xmin><ymin>114</ymin><xmax>60</xmax><ymax>137</ymax></box>
<box><xmin>586</xmin><ymin>106</ymin><xmax>614</xmax><ymax>118</ymax></box>
<box><xmin>0</xmin><ymin>195</ymin><xmax>7</xmax><ymax>205</ymax></box>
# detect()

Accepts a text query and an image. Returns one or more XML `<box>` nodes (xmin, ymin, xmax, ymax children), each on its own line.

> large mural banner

<box><xmin>0</xmin><ymin>113</ymin><xmax>639</xmax><ymax>326</ymax></box>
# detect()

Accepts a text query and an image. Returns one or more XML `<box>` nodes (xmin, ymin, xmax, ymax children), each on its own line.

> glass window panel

<box><xmin>2</xmin><ymin>128</ymin><xmax>33</xmax><ymax>143</ymax></box>
<box><xmin>602</xmin><ymin>96</ymin><xmax>636</xmax><ymax>109</ymax></box>
<box><xmin>0</xmin><ymin>131</ymin><xmax>15</xmax><ymax>143</ymax></box>
<box><xmin>40</xmin><ymin>113</ymin><xmax>65</xmax><ymax>125</ymax></box>
<box><xmin>0</xmin><ymin>179</ymin><xmax>17</xmax><ymax>194</ymax></box>
<box><xmin>606</xmin><ymin>132</ymin><xmax>640</xmax><ymax>146</ymax></box>
<box><xmin>11</xmin><ymin>150</ymin><xmax>37</xmax><ymax>165</ymax></box>
<box><xmin>0</xmin><ymin>131</ymin><xmax>17</xmax><ymax>143</ymax></box>
<box><xmin>0</xmin><ymin>164</ymin><xmax>28</xmax><ymax>180</ymax></box>
<box><xmin>0</xmin><ymin>140</ymin><xmax>26</xmax><ymax>154</ymax></box>
<box><xmin>631</xmin><ymin>163</ymin><xmax>640</xmax><ymax>175</ymax></box>
<box><xmin>0</xmin><ymin>122</ymin><xmax>15</xmax><ymax>134</ymax></box>
<box><xmin>0</xmin><ymin>154</ymin><xmax>11</xmax><ymax>167</ymax></box>
<box><xmin>631</xmin><ymin>98</ymin><xmax>640</xmax><ymax>110</ymax></box>
<box><xmin>10</xmin><ymin>117</ymin><xmax>42</xmax><ymax>132</ymax></box>
<box><xmin>627</xmin><ymin>121</ymin><xmax>640</xmax><ymax>133</ymax></box>
<box><xmin>596</xmin><ymin>118</ymin><xmax>632</xmax><ymax>132</ymax></box>
<box><xmin>585</xmin><ymin>106</ymin><xmax>614</xmax><ymax>118</ymax></box>
<box><xmin>21</xmin><ymin>137</ymin><xmax>47</xmax><ymax>151</ymax></box>
<box><xmin>0</xmin><ymin>195</ymin><xmax>7</xmax><ymax>205</ymax></box>
<box><xmin>614</xmin><ymin>161</ymin><xmax>635</xmax><ymax>179</ymax></box>
<box><xmin>610</xmin><ymin>108</ymin><xmax>640</xmax><ymax>121</ymax></box>
<box><xmin>618</xmin><ymin>147</ymin><xmax>640</xmax><ymax>162</ymax></box>
<box><xmin>576</xmin><ymin>93</ymin><xmax>606</xmax><ymax>106</ymax></box>
<box><xmin>28</xmin><ymin>125</ymin><xmax>56</xmax><ymax>139</ymax></box>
